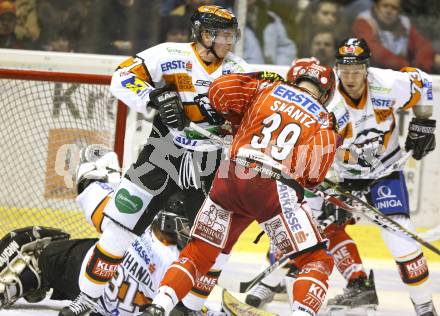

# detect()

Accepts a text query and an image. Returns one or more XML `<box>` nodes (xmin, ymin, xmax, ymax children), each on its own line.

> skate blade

<box><xmin>325</xmin><ymin>304</ymin><xmax>378</xmax><ymax>316</ymax></box>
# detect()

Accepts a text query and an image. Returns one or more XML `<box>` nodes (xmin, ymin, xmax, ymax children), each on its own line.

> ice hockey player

<box><xmin>242</xmin><ymin>58</ymin><xmax>378</xmax><ymax>312</ymax></box>
<box><xmin>324</xmin><ymin>38</ymin><xmax>436</xmax><ymax>316</ymax></box>
<box><xmin>61</xmin><ymin>5</ymin><xmax>250</xmax><ymax>316</ymax></box>
<box><xmin>0</xmin><ymin>146</ymin><xmax>225</xmax><ymax>316</ymax></box>
<box><xmin>142</xmin><ymin>60</ymin><xmax>339</xmax><ymax>316</ymax></box>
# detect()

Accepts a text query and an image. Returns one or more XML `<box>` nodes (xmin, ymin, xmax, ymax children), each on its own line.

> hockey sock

<box><xmin>182</xmin><ymin>252</ymin><xmax>230</xmax><ymax>311</ymax></box>
<box><xmin>290</xmin><ymin>248</ymin><xmax>333</xmax><ymax>315</ymax></box>
<box><xmin>396</xmin><ymin>250</ymin><xmax>432</xmax><ymax>304</ymax></box>
<box><xmin>380</xmin><ymin>215</ymin><xmax>432</xmax><ymax>304</ymax></box>
<box><xmin>79</xmin><ymin>221</ymin><xmax>136</xmax><ymax>298</ymax></box>
<box><xmin>160</xmin><ymin>238</ymin><xmax>221</xmax><ymax>302</ymax></box>
<box><xmin>327</xmin><ymin>226</ymin><xmax>367</xmax><ymax>281</ymax></box>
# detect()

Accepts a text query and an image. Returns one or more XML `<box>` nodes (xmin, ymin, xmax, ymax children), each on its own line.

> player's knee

<box><xmin>293</xmin><ymin>247</ymin><xmax>334</xmax><ymax>275</ymax></box>
<box><xmin>99</xmin><ymin>221</ymin><xmax>137</xmax><ymax>257</ymax></box>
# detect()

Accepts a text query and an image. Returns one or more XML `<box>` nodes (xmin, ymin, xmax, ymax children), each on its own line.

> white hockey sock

<box><xmin>79</xmin><ymin>221</ymin><xmax>136</xmax><ymax>297</ymax></box>
<box><xmin>153</xmin><ymin>285</ymin><xmax>179</xmax><ymax>315</ymax></box>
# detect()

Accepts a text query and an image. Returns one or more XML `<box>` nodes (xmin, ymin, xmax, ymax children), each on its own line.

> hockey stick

<box><xmin>318</xmin><ymin>178</ymin><xmax>440</xmax><ymax>256</ymax></box>
<box><xmin>188</xmin><ymin>122</ymin><xmax>231</xmax><ymax>146</ymax></box>
<box><xmin>239</xmin><ymin>255</ymin><xmax>289</xmax><ymax>293</ymax></box>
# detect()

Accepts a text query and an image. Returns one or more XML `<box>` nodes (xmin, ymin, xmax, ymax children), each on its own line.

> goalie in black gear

<box><xmin>0</xmin><ymin>226</ymin><xmax>70</xmax><ymax>308</ymax></box>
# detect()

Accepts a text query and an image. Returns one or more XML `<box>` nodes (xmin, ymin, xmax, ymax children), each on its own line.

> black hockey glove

<box><xmin>320</xmin><ymin>201</ymin><xmax>352</xmax><ymax>226</ymax></box>
<box><xmin>149</xmin><ymin>85</ymin><xmax>189</xmax><ymax>131</ymax></box>
<box><xmin>405</xmin><ymin>118</ymin><xmax>436</xmax><ymax>160</ymax></box>
<box><xmin>194</xmin><ymin>94</ymin><xmax>224</xmax><ymax>125</ymax></box>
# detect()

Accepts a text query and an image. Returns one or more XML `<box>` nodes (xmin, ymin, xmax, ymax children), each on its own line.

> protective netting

<box><xmin>0</xmin><ymin>71</ymin><xmax>119</xmax><ymax>239</ymax></box>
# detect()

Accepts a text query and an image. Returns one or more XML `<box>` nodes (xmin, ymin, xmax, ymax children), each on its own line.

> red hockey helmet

<box><xmin>287</xmin><ymin>58</ymin><xmax>336</xmax><ymax>107</ymax></box>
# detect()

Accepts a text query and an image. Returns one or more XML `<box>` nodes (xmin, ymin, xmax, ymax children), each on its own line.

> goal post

<box><xmin>0</xmin><ymin>68</ymin><xmax>127</xmax><ymax>238</ymax></box>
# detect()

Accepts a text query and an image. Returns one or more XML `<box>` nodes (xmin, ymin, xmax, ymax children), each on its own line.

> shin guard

<box><xmin>291</xmin><ymin>248</ymin><xmax>333</xmax><ymax>315</ymax></box>
<box><xmin>160</xmin><ymin>238</ymin><xmax>221</xmax><ymax>301</ymax></box>
<box><xmin>182</xmin><ymin>252</ymin><xmax>230</xmax><ymax>310</ymax></box>
<box><xmin>327</xmin><ymin>227</ymin><xmax>367</xmax><ymax>281</ymax></box>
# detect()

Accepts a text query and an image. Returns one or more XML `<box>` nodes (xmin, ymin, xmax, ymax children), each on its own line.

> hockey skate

<box><xmin>76</xmin><ymin>144</ymin><xmax>121</xmax><ymax>194</ymax></box>
<box><xmin>170</xmin><ymin>302</ymin><xmax>227</xmax><ymax>316</ymax></box>
<box><xmin>326</xmin><ymin>270</ymin><xmax>378</xmax><ymax>316</ymax></box>
<box><xmin>412</xmin><ymin>299</ymin><xmax>438</xmax><ymax>316</ymax></box>
<box><xmin>245</xmin><ymin>281</ymin><xmax>285</xmax><ymax>308</ymax></box>
<box><xmin>140</xmin><ymin>303</ymin><xmax>166</xmax><ymax>316</ymax></box>
<box><xmin>58</xmin><ymin>292</ymin><xmax>99</xmax><ymax>316</ymax></box>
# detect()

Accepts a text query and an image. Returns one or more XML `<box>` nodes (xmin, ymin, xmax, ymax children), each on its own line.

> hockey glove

<box><xmin>194</xmin><ymin>94</ymin><xmax>224</xmax><ymax>125</ymax></box>
<box><xmin>149</xmin><ymin>85</ymin><xmax>189</xmax><ymax>131</ymax></box>
<box><xmin>405</xmin><ymin>118</ymin><xmax>436</xmax><ymax>160</ymax></box>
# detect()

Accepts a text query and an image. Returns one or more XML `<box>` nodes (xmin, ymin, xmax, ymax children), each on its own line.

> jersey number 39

<box><xmin>250</xmin><ymin>113</ymin><xmax>301</xmax><ymax>161</ymax></box>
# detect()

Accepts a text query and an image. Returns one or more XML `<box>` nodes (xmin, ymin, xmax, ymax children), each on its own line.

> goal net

<box><xmin>0</xmin><ymin>68</ymin><xmax>126</xmax><ymax>239</ymax></box>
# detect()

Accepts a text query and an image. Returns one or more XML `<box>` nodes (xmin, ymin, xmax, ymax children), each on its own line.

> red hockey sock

<box><xmin>327</xmin><ymin>225</ymin><xmax>367</xmax><ymax>281</ymax></box>
<box><xmin>291</xmin><ymin>248</ymin><xmax>333</xmax><ymax>315</ymax></box>
<box><xmin>160</xmin><ymin>238</ymin><xmax>221</xmax><ymax>300</ymax></box>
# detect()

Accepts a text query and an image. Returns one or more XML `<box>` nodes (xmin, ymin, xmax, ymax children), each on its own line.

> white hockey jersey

<box><xmin>110</xmin><ymin>42</ymin><xmax>250</xmax><ymax>151</ymax></box>
<box><xmin>328</xmin><ymin>66</ymin><xmax>433</xmax><ymax>179</ymax></box>
<box><xmin>98</xmin><ymin>228</ymin><xmax>179</xmax><ymax>316</ymax></box>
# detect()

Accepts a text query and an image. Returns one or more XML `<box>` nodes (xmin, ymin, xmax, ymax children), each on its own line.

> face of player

<box><xmin>374</xmin><ymin>0</ymin><xmax>400</xmax><ymax>26</ymax></box>
<box><xmin>201</xmin><ymin>28</ymin><xmax>238</xmax><ymax>60</ymax></box>
<box><xmin>336</xmin><ymin>64</ymin><xmax>367</xmax><ymax>99</ymax></box>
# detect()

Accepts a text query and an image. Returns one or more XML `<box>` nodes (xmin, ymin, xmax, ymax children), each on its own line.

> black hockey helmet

<box><xmin>335</xmin><ymin>38</ymin><xmax>371</xmax><ymax>65</ymax></box>
<box><xmin>191</xmin><ymin>5</ymin><xmax>240</xmax><ymax>44</ymax></box>
<box><xmin>154</xmin><ymin>191</ymin><xmax>191</xmax><ymax>250</ymax></box>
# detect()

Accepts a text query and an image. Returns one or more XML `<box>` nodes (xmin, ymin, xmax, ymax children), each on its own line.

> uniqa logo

<box><xmin>115</xmin><ymin>188</ymin><xmax>143</xmax><ymax>214</ymax></box>
<box><xmin>376</xmin><ymin>185</ymin><xmax>396</xmax><ymax>200</ymax></box>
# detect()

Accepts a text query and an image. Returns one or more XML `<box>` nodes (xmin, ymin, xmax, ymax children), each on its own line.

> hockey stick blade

<box><xmin>322</xmin><ymin>178</ymin><xmax>440</xmax><ymax>256</ymax></box>
<box><xmin>239</xmin><ymin>255</ymin><xmax>289</xmax><ymax>293</ymax></box>
<box><xmin>222</xmin><ymin>289</ymin><xmax>279</xmax><ymax>316</ymax></box>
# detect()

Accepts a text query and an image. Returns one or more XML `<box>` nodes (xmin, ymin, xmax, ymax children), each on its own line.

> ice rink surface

<box><xmin>1</xmin><ymin>252</ymin><xmax>439</xmax><ymax>316</ymax></box>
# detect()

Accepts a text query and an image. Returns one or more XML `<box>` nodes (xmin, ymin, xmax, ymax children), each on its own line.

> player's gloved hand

<box><xmin>405</xmin><ymin>118</ymin><xmax>436</xmax><ymax>160</ymax></box>
<box><xmin>149</xmin><ymin>84</ymin><xmax>189</xmax><ymax>131</ymax></box>
<box><xmin>194</xmin><ymin>94</ymin><xmax>224</xmax><ymax>125</ymax></box>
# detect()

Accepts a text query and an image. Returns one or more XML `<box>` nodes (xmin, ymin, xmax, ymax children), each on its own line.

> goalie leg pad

<box><xmin>0</xmin><ymin>226</ymin><xmax>70</xmax><ymax>307</ymax></box>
